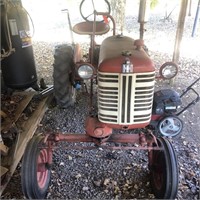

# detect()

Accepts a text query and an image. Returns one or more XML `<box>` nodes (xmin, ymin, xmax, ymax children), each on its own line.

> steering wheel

<box><xmin>79</xmin><ymin>0</ymin><xmax>111</xmax><ymax>22</ymax></box>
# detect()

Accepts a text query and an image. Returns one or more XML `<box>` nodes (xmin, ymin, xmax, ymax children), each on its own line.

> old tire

<box><xmin>148</xmin><ymin>137</ymin><xmax>178</xmax><ymax>199</ymax></box>
<box><xmin>21</xmin><ymin>135</ymin><xmax>51</xmax><ymax>199</ymax></box>
<box><xmin>53</xmin><ymin>44</ymin><xmax>76</xmax><ymax>108</ymax></box>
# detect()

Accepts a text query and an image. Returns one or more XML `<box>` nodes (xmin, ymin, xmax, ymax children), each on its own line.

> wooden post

<box><xmin>172</xmin><ymin>0</ymin><xmax>188</xmax><ymax>63</ymax></box>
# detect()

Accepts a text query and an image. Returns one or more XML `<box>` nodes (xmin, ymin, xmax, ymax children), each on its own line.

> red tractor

<box><xmin>21</xmin><ymin>0</ymin><xmax>181</xmax><ymax>199</ymax></box>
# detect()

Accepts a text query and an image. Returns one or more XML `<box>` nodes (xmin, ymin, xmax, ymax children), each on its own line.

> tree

<box><xmin>109</xmin><ymin>0</ymin><xmax>126</xmax><ymax>34</ymax></box>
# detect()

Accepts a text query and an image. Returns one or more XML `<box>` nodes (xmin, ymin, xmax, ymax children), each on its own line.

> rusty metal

<box><xmin>46</xmin><ymin>128</ymin><xmax>158</xmax><ymax>149</ymax></box>
<box><xmin>96</xmin><ymin>12</ymin><xmax>116</xmax><ymax>35</ymax></box>
<box><xmin>89</xmin><ymin>79</ymin><xmax>94</xmax><ymax>113</ymax></box>
<box><xmin>43</xmin><ymin>130</ymin><xmax>161</xmax><ymax>152</ymax></box>
<box><xmin>53</xmin><ymin>133</ymin><xmax>94</xmax><ymax>143</ymax></box>
<box><xmin>40</xmin><ymin>134</ymin><xmax>54</xmax><ymax>165</ymax></box>
<box><xmin>44</xmin><ymin>145</ymin><xmax>162</xmax><ymax>151</ymax></box>
<box><xmin>85</xmin><ymin>116</ymin><xmax>112</xmax><ymax>138</ymax></box>
<box><xmin>46</xmin><ymin>141</ymin><xmax>53</xmax><ymax>165</ymax></box>
<box><xmin>139</xmin><ymin>22</ymin><xmax>145</xmax><ymax>39</ymax></box>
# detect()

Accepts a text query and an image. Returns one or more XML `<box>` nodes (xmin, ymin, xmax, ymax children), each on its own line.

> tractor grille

<box><xmin>98</xmin><ymin>72</ymin><xmax>155</xmax><ymax>125</ymax></box>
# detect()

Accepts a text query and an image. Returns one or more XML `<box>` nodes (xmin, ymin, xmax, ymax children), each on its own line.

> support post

<box><xmin>172</xmin><ymin>0</ymin><xmax>188</xmax><ymax>64</ymax></box>
<box><xmin>138</xmin><ymin>0</ymin><xmax>150</xmax><ymax>39</ymax></box>
<box><xmin>191</xmin><ymin>0</ymin><xmax>200</xmax><ymax>37</ymax></box>
<box><xmin>188</xmin><ymin>0</ymin><xmax>192</xmax><ymax>16</ymax></box>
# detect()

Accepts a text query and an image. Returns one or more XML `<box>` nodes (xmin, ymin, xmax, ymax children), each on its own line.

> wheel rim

<box><xmin>21</xmin><ymin>135</ymin><xmax>52</xmax><ymax>199</ymax></box>
<box><xmin>159</xmin><ymin>116</ymin><xmax>182</xmax><ymax>137</ymax></box>
<box><xmin>149</xmin><ymin>137</ymin><xmax>178</xmax><ymax>199</ymax></box>
<box><xmin>37</xmin><ymin>148</ymin><xmax>49</xmax><ymax>189</ymax></box>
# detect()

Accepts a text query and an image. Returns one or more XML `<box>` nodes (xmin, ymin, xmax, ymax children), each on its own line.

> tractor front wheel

<box><xmin>21</xmin><ymin>135</ymin><xmax>52</xmax><ymax>199</ymax></box>
<box><xmin>148</xmin><ymin>137</ymin><xmax>178</xmax><ymax>199</ymax></box>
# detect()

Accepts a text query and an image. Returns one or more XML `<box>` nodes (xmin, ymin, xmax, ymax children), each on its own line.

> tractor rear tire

<box><xmin>53</xmin><ymin>44</ymin><xmax>76</xmax><ymax>108</ymax></box>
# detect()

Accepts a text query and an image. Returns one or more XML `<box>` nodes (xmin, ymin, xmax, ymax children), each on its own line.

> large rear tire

<box><xmin>148</xmin><ymin>137</ymin><xmax>178</xmax><ymax>199</ymax></box>
<box><xmin>21</xmin><ymin>135</ymin><xmax>52</xmax><ymax>199</ymax></box>
<box><xmin>53</xmin><ymin>44</ymin><xmax>76</xmax><ymax>108</ymax></box>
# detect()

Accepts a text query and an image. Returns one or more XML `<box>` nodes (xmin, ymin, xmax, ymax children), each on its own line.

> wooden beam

<box><xmin>0</xmin><ymin>95</ymin><xmax>51</xmax><ymax>196</ymax></box>
<box><xmin>1</xmin><ymin>92</ymin><xmax>36</xmax><ymax>132</ymax></box>
<box><xmin>0</xmin><ymin>143</ymin><xmax>9</xmax><ymax>156</ymax></box>
<box><xmin>0</xmin><ymin>166</ymin><xmax>8</xmax><ymax>177</ymax></box>
<box><xmin>173</xmin><ymin>0</ymin><xmax>189</xmax><ymax>63</ymax></box>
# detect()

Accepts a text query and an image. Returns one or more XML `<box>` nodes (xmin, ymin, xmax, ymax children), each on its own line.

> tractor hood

<box><xmin>98</xmin><ymin>35</ymin><xmax>155</xmax><ymax>73</ymax></box>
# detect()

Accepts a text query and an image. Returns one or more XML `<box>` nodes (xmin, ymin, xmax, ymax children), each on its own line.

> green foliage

<box><xmin>150</xmin><ymin>0</ymin><xmax>159</xmax><ymax>10</ymax></box>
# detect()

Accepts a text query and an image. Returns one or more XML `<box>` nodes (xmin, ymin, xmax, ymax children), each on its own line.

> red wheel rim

<box><xmin>37</xmin><ymin>149</ymin><xmax>49</xmax><ymax>189</ymax></box>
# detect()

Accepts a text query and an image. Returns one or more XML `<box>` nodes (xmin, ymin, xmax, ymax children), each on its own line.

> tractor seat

<box><xmin>72</xmin><ymin>21</ymin><xmax>110</xmax><ymax>35</ymax></box>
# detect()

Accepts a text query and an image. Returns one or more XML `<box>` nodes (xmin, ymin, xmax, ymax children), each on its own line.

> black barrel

<box><xmin>1</xmin><ymin>2</ymin><xmax>37</xmax><ymax>89</ymax></box>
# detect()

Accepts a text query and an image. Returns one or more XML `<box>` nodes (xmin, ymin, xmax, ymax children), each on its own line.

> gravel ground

<box><xmin>2</xmin><ymin>2</ymin><xmax>200</xmax><ymax>199</ymax></box>
<box><xmin>2</xmin><ymin>89</ymin><xmax>200</xmax><ymax>199</ymax></box>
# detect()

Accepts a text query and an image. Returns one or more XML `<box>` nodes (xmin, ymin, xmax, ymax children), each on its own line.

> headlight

<box><xmin>159</xmin><ymin>62</ymin><xmax>178</xmax><ymax>79</ymax></box>
<box><xmin>77</xmin><ymin>64</ymin><xmax>94</xmax><ymax>79</ymax></box>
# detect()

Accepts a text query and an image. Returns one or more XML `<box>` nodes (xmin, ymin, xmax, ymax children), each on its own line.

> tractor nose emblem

<box><xmin>122</xmin><ymin>57</ymin><xmax>133</xmax><ymax>73</ymax></box>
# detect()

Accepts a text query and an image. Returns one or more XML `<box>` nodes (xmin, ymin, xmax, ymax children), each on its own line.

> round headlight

<box><xmin>77</xmin><ymin>64</ymin><xmax>94</xmax><ymax>79</ymax></box>
<box><xmin>159</xmin><ymin>62</ymin><xmax>178</xmax><ymax>79</ymax></box>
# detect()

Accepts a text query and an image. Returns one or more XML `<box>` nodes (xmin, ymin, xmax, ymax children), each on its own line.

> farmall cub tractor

<box><xmin>21</xmin><ymin>0</ymin><xmax>182</xmax><ymax>199</ymax></box>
